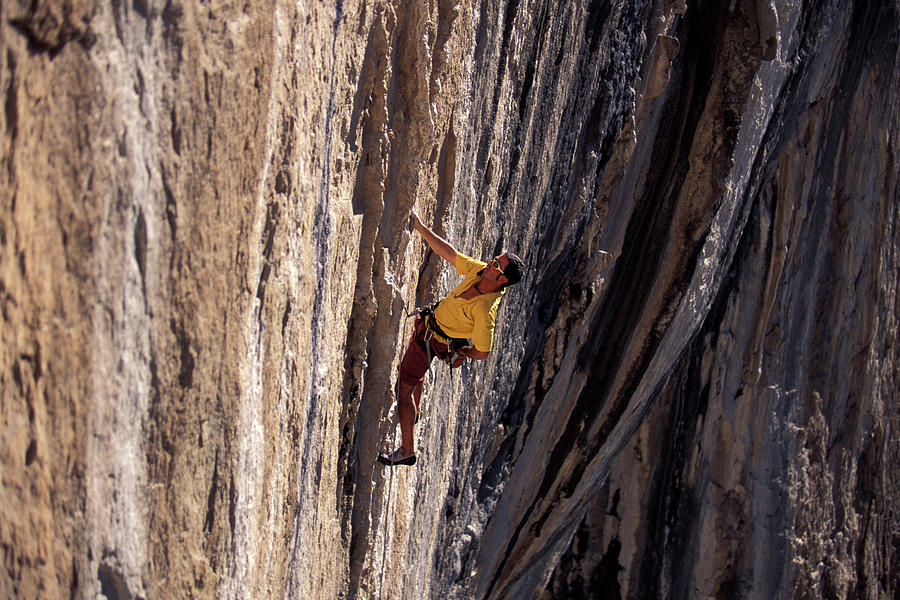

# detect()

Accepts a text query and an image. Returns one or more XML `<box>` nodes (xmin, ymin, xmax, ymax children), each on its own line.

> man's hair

<box><xmin>503</xmin><ymin>252</ymin><xmax>525</xmax><ymax>287</ymax></box>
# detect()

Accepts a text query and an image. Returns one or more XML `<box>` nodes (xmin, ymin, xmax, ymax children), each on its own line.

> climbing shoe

<box><xmin>377</xmin><ymin>448</ymin><xmax>417</xmax><ymax>466</ymax></box>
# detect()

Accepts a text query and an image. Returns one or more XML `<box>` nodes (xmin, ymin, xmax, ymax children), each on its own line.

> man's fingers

<box><xmin>450</xmin><ymin>354</ymin><xmax>466</xmax><ymax>368</ymax></box>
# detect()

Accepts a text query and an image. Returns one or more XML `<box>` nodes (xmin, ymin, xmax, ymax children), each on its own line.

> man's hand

<box><xmin>410</xmin><ymin>211</ymin><xmax>423</xmax><ymax>232</ymax></box>
<box><xmin>455</xmin><ymin>345</ymin><xmax>489</xmax><ymax>361</ymax></box>
<box><xmin>448</xmin><ymin>353</ymin><xmax>467</xmax><ymax>368</ymax></box>
<box><xmin>408</xmin><ymin>210</ymin><xmax>458</xmax><ymax>264</ymax></box>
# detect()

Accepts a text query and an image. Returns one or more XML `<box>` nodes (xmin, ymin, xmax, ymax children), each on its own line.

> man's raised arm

<box><xmin>410</xmin><ymin>212</ymin><xmax>458</xmax><ymax>265</ymax></box>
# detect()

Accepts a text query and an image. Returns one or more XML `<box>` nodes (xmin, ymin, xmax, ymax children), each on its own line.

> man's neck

<box><xmin>477</xmin><ymin>280</ymin><xmax>502</xmax><ymax>294</ymax></box>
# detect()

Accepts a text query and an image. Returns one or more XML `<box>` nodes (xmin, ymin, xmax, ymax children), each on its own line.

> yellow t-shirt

<box><xmin>433</xmin><ymin>252</ymin><xmax>505</xmax><ymax>352</ymax></box>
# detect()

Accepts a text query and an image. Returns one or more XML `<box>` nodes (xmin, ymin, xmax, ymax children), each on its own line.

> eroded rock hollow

<box><xmin>2</xmin><ymin>0</ymin><xmax>898</xmax><ymax>598</ymax></box>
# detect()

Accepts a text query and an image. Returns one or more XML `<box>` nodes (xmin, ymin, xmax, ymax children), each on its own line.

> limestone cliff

<box><xmin>1</xmin><ymin>1</ymin><xmax>897</xmax><ymax>599</ymax></box>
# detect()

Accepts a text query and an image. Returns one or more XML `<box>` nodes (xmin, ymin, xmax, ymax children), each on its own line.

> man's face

<box><xmin>485</xmin><ymin>254</ymin><xmax>510</xmax><ymax>286</ymax></box>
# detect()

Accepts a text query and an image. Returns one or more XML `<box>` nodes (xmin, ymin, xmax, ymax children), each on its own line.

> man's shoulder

<box><xmin>455</xmin><ymin>252</ymin><xmax>486</xmax><ymax>276</ymax></box>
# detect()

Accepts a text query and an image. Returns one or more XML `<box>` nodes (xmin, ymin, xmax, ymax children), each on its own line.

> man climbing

<box><xmin>378</xmin><ymin>211</ymin><xmax>525</xmax><ymax>466</ymax></box>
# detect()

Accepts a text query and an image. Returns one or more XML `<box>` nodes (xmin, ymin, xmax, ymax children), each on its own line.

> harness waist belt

<box><xmin>424</xmin><ymin>314</ymin><xmax>452</xmax><ymax>345</ymax></box>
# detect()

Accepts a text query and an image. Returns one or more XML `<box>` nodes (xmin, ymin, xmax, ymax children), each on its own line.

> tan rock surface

<box><xmin>1</xmin><ymin>1</ymin><xmax>897</xmax><ymax>599</ymax></box>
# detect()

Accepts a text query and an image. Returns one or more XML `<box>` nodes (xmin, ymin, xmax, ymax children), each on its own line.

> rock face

<box><xmin>1</xmin><ymin>0</ymin><xmax>897</xmax><ymax>598</ymax></box>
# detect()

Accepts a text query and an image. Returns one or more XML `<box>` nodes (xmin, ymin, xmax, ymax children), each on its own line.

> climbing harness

<box><xmin>404</xmin><ymin>301</ymin><xmax>470</xmax><ymax>398</ymax></box>
<box><xmin>407</xmin><ymin>302</ymin><xmax>468</xmax><ymax>370</ymax></box>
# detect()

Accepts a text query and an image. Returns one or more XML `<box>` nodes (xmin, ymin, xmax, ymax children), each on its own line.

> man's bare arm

<box><xmin>410</xmin><ymin>212</ymin><xmax>457</xmax><ymax>264</ymax></box>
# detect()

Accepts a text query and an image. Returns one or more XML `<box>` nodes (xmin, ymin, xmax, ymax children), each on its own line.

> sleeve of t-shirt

<box><xmin>454</xmin><ymin>252</ymin><xmax>486</xmax><ymax>277</ymax></box>
<box><xmin>471</xmin><ymin>300</ymin><xmax>498</xmax><ymax>353</ymax></box>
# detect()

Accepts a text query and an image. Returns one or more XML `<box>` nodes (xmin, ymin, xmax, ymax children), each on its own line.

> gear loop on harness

<box><xmin>407</xmin><ymin>301</ymin><xmax>469</xmax><ymax>371</ymax></box>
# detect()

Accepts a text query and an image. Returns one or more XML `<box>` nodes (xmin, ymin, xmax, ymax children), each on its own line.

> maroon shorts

<box><xmin>399</xmin><ymin>315</ymin><xmax>453</xmax><ymax>386</ymax></box>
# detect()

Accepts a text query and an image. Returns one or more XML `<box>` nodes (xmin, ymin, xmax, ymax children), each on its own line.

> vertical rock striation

<box><xmin>1</xmin><ymin>1</ymin><xmax>897</xmax><ymax>599</ymax></box>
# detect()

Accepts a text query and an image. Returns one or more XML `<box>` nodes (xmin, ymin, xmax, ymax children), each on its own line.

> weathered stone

<box><xmin>1</xmin><ymin>1</ymin><xmax>897</xmax><ymax>599</ymax></box>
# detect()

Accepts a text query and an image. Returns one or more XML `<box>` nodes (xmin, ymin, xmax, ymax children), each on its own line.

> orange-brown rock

<box><xmin>1</xmin><ymin>1</ymin><xmax>897</xmax><ymax>599</ymax></box>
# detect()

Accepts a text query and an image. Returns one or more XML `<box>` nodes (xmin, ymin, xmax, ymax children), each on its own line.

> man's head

<box><xmin>484</xmin><ymin>252</ymin><xmax>525</xmax><ymax>289</ymax></box>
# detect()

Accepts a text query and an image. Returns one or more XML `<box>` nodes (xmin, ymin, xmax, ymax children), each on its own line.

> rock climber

<box><xmin>378</xmin><ymin>211</ymin><xmax>525</xmax><ymax>466</ymax></box>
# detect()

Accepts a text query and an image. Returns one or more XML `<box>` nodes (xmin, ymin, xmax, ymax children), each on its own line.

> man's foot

<box><xmin>377</xmin><ymin>447</ymin><xmax>416</xmax><ymax>466</ymax></box>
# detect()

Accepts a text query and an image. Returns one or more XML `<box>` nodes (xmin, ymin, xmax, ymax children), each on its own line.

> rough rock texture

<box><xmin>1</xmin><ymin>1</ymin><xmax>897</xmax><ymax>599</ymax></box>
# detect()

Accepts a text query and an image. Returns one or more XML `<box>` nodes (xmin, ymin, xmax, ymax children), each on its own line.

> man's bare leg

<box><xmin>413</xmin><ymin>382</ymin><xmax>423</xmax><ymax>415</ymax></box>
<box><xmin>397</xmin><ymin>380</ymin><xmax>417</xmax><ymax>457</ymax></box>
